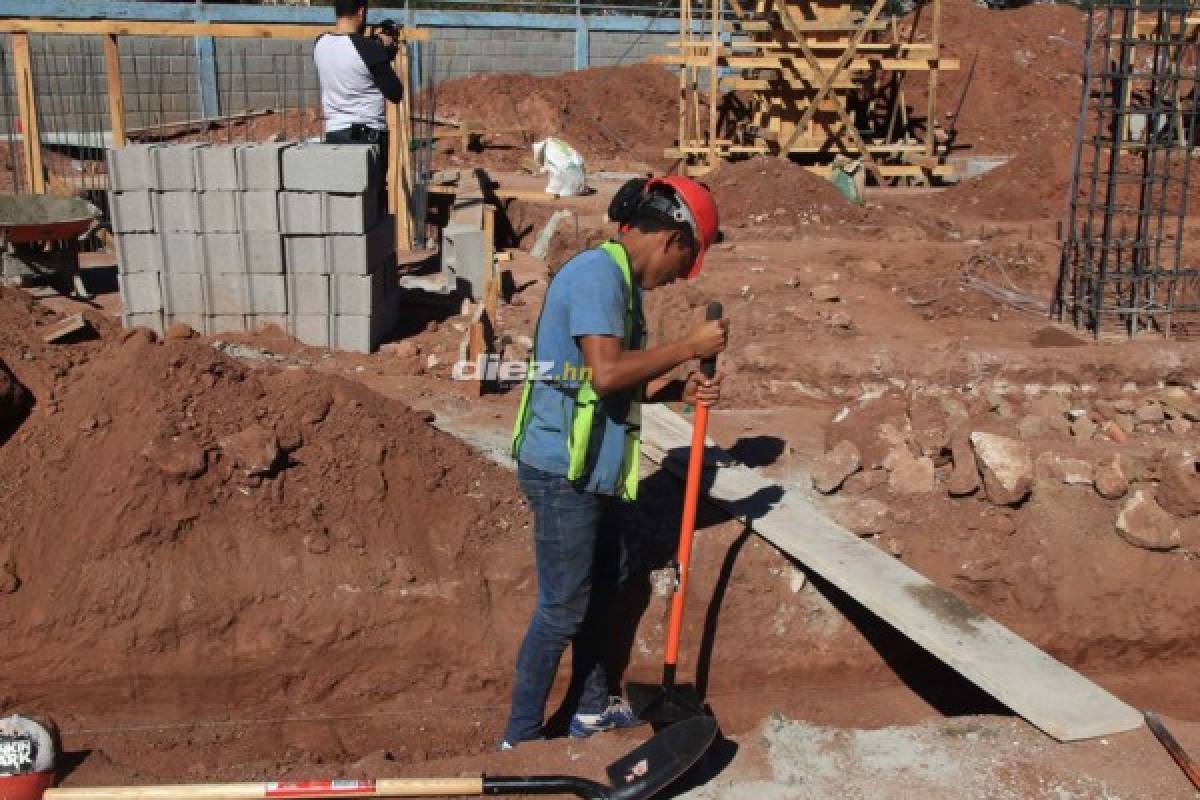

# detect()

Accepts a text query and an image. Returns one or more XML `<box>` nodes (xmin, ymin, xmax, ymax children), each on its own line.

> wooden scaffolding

<box><xmin>655</xmin><ymin>0</ymin><xmax>959</xmax><ymax>182</ymax></box>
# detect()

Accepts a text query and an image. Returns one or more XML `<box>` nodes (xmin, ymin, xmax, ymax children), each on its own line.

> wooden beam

<box><xmin>640</xmin><ymin>404</ymin><xmax>1144</xmax><ymax>743</ymax></box>
<box><xmin>651</xmin><ymin>54</ymin><xmax>959</xmax><ymax>71</ymax></box>
<box><xmin>0</xmin><ymin>19</ymin><xmax>428</xmax><ymax>40</ymax></box>
<box><xmin>12</xmin><ymin>33</ymin><xmax>44</xmax><ymax>194</ymax></box>
<box><xmin>103</xmin><ymin>34</ymin><xmax>127</xmax><ymax>148</ymax></box>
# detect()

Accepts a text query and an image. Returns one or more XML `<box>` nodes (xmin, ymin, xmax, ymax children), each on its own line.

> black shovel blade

<box><xmin>626</xmin><ymin>681</ymin><xmax>707</xmax><ymax>730</ymax></box>
<box><xmin>604</xmin><ymin>715</ymin><xmax>718</xmax><ymax>800</ymax></box>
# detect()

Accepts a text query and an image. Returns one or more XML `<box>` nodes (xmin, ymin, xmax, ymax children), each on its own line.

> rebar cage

<box><xmin>1057</xmin><ymin>0</ymin><xmax>1200</xmax><ymax>339</ymax></box>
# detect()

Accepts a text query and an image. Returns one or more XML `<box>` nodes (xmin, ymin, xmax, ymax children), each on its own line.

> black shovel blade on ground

<box><xmin>626</xmin><ymin>673</ymin><xmax>707</xmax><ymax>731</ymax></box>
<box><xmin>484</xmin><ymin>715</ymin><xmax>718</xmax><ymax>799</ymax></box>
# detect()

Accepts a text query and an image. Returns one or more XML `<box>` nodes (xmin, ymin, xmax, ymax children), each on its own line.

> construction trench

<box><xmin>2</xmin><ymin>0</ymin><xmax>1200</xmax><ymax>798</ymax></box>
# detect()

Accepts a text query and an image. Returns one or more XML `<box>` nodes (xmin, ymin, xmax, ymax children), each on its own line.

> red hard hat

<box><xmin>647</xmin><ymin>176</ymin><xmax>719</xmax><ymax>279</ymax></box>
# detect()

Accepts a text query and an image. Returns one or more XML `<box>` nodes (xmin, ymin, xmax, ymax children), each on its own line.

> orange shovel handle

<box><xmin>663</xmin><ymin>401</ymin><xmax>710</xmax><ymax>667</ymax></box>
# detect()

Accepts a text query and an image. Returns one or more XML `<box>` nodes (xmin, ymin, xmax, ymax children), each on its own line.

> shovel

<box><xmin>42</xmin><ymin>716</ymin><xmax>717</xmax><ymax>800</ymax></box>
<box><xmin>628</xmin><ymin>301</ymin><xmax>723</xmax><ymax>729</ymax></box>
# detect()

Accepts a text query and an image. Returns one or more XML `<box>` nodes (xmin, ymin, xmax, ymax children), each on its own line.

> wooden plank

<box><xmin>12</xmin><ymin>33</ymin><xmax>45</xmax><ymax>195</ymax></box>
<box><xmin>103</xmin><ymin>34</ymin><xmax>127</xmax><ymax>148</ymax></box>
<box><xmin>651</xmin><ymin>54</ymin><xmax>959</xmax><ymax>71</ymax></box>
<box><xmin>640</xmin><ymin>404</ymin><xmax>1144</xmax><ymax>743</ymax></box>
<box><xmin>0</xmin><ymin>19</ymin><xmax>428</xmax><ymax>40</ymax></box>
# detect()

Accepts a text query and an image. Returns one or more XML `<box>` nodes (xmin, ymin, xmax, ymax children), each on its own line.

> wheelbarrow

<box><xmin>0</xmin><ymin>193</ymin><xmax>101</xmax><ymax>299</ymax></box>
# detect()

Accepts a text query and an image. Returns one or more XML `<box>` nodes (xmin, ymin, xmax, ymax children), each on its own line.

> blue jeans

<box><xmin>503</xmin><ymin>463</ymin><xmax>623</xmax><ymax>743</ymax></box>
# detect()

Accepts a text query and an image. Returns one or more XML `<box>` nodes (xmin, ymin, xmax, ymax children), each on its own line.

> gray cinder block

<box><xmin>286</xmin><ymin>272</ymin><xmax>330</xmax><ymax>315</ymax></box>
<box><xmin>242</xmin><ymin>232</ymin><xmax>284</xmax><ymax>274</ymax></box>
<box><xmin>107</xmin><ymin>144</ymin><xmax>156</xmax><ymax>191</ymax></box>
<box><xmin>442</xmin><ymin>222</ymin><xmax>488</xmax><ymax>300</ymax></box>
<box><xmin>332</xmin><ymin>310</ymin><xmax>394</xmax><ymax>354</ymax></box>
<box><xmin>236</xmin><ymin>142</ymin><xmax>291</xmax><ymax>190</ymax></box>
<box><xmin>155</xmin><ymin>192</ymin><xmax>201</xmax><ymax>232</ymax></box>
<box><xmin>240</xmin><ymin>190</ymin><xmax>281</xmax><ymax>231</ymax></box>
<box><xmin>161</xmin><ymin>272</ymin><xmax>206</xmax><ymax>314</ymax></box>
<box><xmin>118</xmin><ymin>272</ymin><xmax>163</xmax><ymax>314</ymax></box>
<box><xmin>110</xmin><ymin>191</ymin><xmax>155</xmax><ymax>233</ymax></box>
<box><xmin>195</xmin><ymin>145</ymin><xmax>239</xmax><ymax>191</ymax></box>
<box><xmin>199</xmin><ymin>192</ymin><xmax>239</xmax><ymax>233</ymax></box>
<box><xmin>151</xmin><ymin>143</ymin><xmax>204</xmax><ymax>191</ymax></box>
<box><xmin>164</xmin><ymin>312</ymin><xmax>205</xmax><ymax>333</ymax></box>
<box><xmin>162</xmin><ymin>232</ymin><xmax>206</xmax><ymax>274</ymax></box>
<box><xmin>283</xmin><ymin>235</ymin><xmax>328</xmax><ymax>274</ymax></box>
<box><xmin>288</xmin><ymin>314</ymin><xmax>330</xmax><ymax>348</ymax></box>
<box><xmin>115</xmin><ymin>232</ymin><xmax>163</xmax><ymax>273</ymax></box>
<box><xmin>330</xmin><ymin>215</ymin><xmax>395</xmax><ymax>273</ymax></box>
<box><xmin>207</xmin><ymin>273</ymin><xmax>287</xmax><ymax>315</ymax></box>
<box><xmin>282</xmin><ymin>143</ymin><xmax>378</xmax><ymax>193</ymax></box>
<box><xmin>206</xmin><ymin>314</ymin><xmax>247</xmax><ymax>334</ymax></box>
<box><xmin>328</xmin><ymin>191</ymin><xmax>378</xmax><ymax>234</ymax></box>
<box><xmin>204</xmin><ymin>233</ymin><xmax>243</xmax><ymax>272</ymax></box>
<box><xmin>278</xmin><ymin>191</ymin><xmax>324</xmax><ymax>235</ymax></box>
<box><xmin>332</xmin><ymin>268</ymin><xmax>388</xmax><ymax>316</ymax></box>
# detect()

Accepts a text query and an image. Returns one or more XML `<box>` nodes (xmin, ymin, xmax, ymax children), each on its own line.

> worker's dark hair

<box><xmin>335</xmin><ymin>0</ymin><xmax>369</xmax><ymax>18</ymax></box>
<box><xmin>608</xmin><ymin>177</ymin><xmax>696</xmax><ymax>246</ymax></box>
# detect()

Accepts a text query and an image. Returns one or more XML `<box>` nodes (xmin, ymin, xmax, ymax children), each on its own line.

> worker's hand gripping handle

<box><xmin>700</xmin><ymin>302</ymin><xmax>723</xmax><ymax>380</ymax></box>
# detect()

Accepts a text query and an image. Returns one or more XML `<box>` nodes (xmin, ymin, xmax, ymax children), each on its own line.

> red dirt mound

<box><xmin>706</xmin><ymin>157</ymin><xmax>866</xmax><ymax>221</ymax></box>
<box><xmin>0</xmin><ymin>288</ymin><xmax>530</xmax><ymax>721</ymax></box>
<box><xmin>432</xmin><ymin>63</ymin><xmax>678</xmax><ymax>170</ymax></box>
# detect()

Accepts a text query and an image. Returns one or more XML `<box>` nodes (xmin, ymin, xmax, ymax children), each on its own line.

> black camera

<box><xmin>370</xmin><ymin>18</ymin><xmax>401</xmax><ymax>58</ymax></box>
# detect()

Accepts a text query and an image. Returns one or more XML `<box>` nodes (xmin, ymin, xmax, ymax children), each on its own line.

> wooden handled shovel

<box><xmin>43</xmin><ymin>716</ymin><xmax>717</xmax><ymax>800</ymax></box>
<box><xmin>629</xmin><ymin>301</ymin><xmax>724</xmax><ymax>729</ymax></box>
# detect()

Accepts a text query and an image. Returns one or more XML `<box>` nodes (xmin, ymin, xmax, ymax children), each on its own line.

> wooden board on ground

<box><xmin>640</xmin><ymin>404</ymin><xmax>1144</xmax><ymax>743</ymax></box>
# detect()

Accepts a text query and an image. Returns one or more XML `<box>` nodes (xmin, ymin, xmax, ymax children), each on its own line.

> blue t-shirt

<box><xmin>516</xmin><ymin>246</ymin><xmax>644</xmax><ymax>495</ymax></box>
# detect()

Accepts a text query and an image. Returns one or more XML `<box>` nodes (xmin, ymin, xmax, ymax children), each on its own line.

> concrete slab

<box><xmin>162</xmin><ymin>232</ymin><xmax>206</xmax><ymax>274</ymax></box>
<box><xmin>242</xmin><ymin>231</ymin><xmax>284</xmax><ymax>274</ymax></box>
<box><xmin>240</xmin><ymin>190</ymin><xmax>281</xmax><ymax>232</ymax></box>
<box><xmin>204</xmin><ymin>233</ymin><xmax>243</xmax><ymax>273</ymax></box>
<box><xmin>283</xmin><ymin>235</ymin><xmax>328</xmax><ymax>274</ymax></box>
<box><xmin>107</xmin><ymin>144</ymin><xmax>155</xmax><ymax>191</ymax></box>
<box><xmin>155</xmin><ymin>192</ymin><xmax>201</xmax><ymax>232</ymax></box>
<box><xmin>161</xmin><ymin>272</ymin><xmax>206</xmax><ymax>314</ymax></box>
<box><xmin>195</xmin><ymin>145</ymin><xmax>239</xmax><ymax>191</ymax></box>
<box><xmin>330</xmin><ymin>216</ymin><xmax>395</xmax><ymax>274</ymax></box>
<box><xmin>118</xmin><ymin>272</ymin><xmax>162</xmax><ymax>313</ymax></box>
<box><xmin>288</xmin><ymin>314</ymin><xmax>330</xmax><ymax>348</ymax></box>
<box><xmin>152</xmin><ymin>143</ymin><xmax>204</xmax><ymax>191</ymax></box>
<box><xmin>332</xmin><ymin>269</ymin><xmax>387</xmax><ymax>316</ymax></box>
<box><xmin>287</xmin><ymin>272</ymin><xmax>330</xmax><ymax>314</ymax></box>
<box><xmin>199</xmin><ymin>191</ymin><xmax>239</xmax><ymax>233</ymax></box>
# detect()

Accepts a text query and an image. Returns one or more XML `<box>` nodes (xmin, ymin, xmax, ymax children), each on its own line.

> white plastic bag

<box><xmin>532</xmin><ymin>137</ymin><xmax>587</xmax><ymax>197</ymax></box>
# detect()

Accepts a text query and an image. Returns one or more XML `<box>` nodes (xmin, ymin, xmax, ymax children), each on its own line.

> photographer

<box><xmin>314</xmin><ymin>0</ymin><xmax>404</xmax><ymax>209</ymax></box>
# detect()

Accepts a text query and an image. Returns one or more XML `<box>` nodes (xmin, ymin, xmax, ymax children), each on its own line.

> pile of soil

<box><xmin>0</xmin><ymin>288</ymin><xmax>530</xmax><ymax>723</ymax></box>
<box><xmin>432</xmin><ymin>63</ymin><xmax>678</xmax><ymax>170</ymax></box>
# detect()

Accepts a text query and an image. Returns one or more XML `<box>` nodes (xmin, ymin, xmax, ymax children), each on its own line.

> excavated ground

<box><xmin>4</xmin><ymin>0</ymin><xmax>1200</xmax><ymax>796</ymax></box>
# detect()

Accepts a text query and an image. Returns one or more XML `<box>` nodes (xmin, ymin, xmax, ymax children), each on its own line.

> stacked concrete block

<box><xmin>110</xmin><ymin>141</ymin><xmax>398</xmax><ymax>352</ymax></box>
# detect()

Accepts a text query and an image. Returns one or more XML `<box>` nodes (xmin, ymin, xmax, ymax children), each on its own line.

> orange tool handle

<box><xmin>664</xmin><ymin>400</ymin><xmax>710</xmax><ymax>667</ymax></box>
<box><xmin>663</xmin><ymin>301</ymin><xmax>722</xmax><ymax>669</ymax></box>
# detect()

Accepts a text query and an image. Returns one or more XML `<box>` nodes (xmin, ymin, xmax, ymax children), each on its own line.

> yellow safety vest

<box><xmin>510</xmin><ymin>241</ymin><xmax>645</xmax><ymax>501</ymax></box>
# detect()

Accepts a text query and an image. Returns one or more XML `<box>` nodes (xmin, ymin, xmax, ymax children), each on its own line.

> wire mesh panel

<box><xmin>1057</xmin><ymin>0</ymin><xmax>1200</xmax><ymax>339</ymax></box>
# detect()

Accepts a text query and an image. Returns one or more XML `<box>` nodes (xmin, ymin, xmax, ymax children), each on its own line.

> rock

<box><xmin>810</xmin><ymin>440</ymin><xmax>862</xmax><ymax>494</ymax></box>
<box><xmin>1114</xmin><ymin>413</ymin><xmax>1135</xmax><ymax>435</ymax></box>
<box><xmin>1092</xmin><ymin>456</ymin><xmax>1129</xmax><ymax>500</ymax></box>
<box><xmin>970</xmin><ymin>432</ymin><xmax>1033</xmax><ymax>506</ymax></box>
<box><xmin>1116</xmin><ymin>490</ymin><xmax>1181</xmax><ymax>551</ymax></box>
<box><xmin>947</xmin><ymin>427</ymin><xmax>980</xmax><ymax>497</ymax></box>
<box><xmin>1034</xmin><ymin>452</ymin><xmax>1094</xmax><ymax>486</ymax></box>
<box><xmin>842</xmin><ymin>468</ymin><xmax>887</xmax><ymax>494</ymax></box>
<box><xmin>143</xmin><ymin>435</ymin><xmax>208</xmax><ymax>481</ymax></box>
<box><xmin>832</xmin><ymin>496</ymin><xmax>889</xmax><ymax>536</ymax></box>
<box><xmin>1113</xmin><ymin>396</ymin><xmax>1138</xmax><ymax>415</ymax></box>
<box><xmin>886</xmin><ymin>536</ymin><xmax>905</xmax><ymax>557</ymax></box>
<box><xmin>827</xmin><ymin>312</ymin><xmax>854</xmax><ymax>330</ymax></box>
<box><xmin>908</xmin><ymin>393</ymin><xmax>952</xmax><ymax>457</ymax></box>
<box><xmin>1157</xmin><ymin>451</ymin><xmax>1200</xmax><ymax>517</ymax></box>
<box><xmin>1071</xmin><ymin>416</ymin><xmax>1097</xmax><ymax>440</ymax></box>
<box><xmin>810</xmin><ymin>284</ymin><xmax>840</xmax><ymax>302</ymax></box>
<box><xmin>1168</xmin><ymin>417</ymin><xmax>1192</xmax><ymax>436</ymax></box>
<box><xmin>1134</xmin><ymin>402</ymin><xmax>1165</xmax><ymax>425</ymax></box>
<box><xmin>1027</xmin><ymin>393</ymin><xmax>1071</xmax><ymax>421</ymax></box>
<box><xmin>218</xmin><ymin>425</ymin><xmax>282</xmax><ymax>478</ymax></box>
<box><xmin>1103</xmin><ymin>419</ymin><xmax>1129</xmax><ymax>444</ymax></box>
<box><xmin>1158</xmin><ymin>387</ymin><xmax>1200</xmax><ymax>421</ymax></box>
<box><xmin>164</xmin><ymin>322</ymin><xmax>197</xmax><ymax>340</ymax></box>
<box><xmin>0</xmin><ymin>547</ymin><xmax>19</xmax><ymax>594</ymax></box>
<box><xmin>425</xmin><ymin>354</ymin><xmax>441</xmax><ymax>370</ymax></box>
<box><xmin>887</xmin><ymin>451</ymin><xmax>935</xmax><ymax>494</ymax></box>
<box><xmin>826</xmin><ymin>392</ymin><xmax>910</xmax><ymax>469</ymax></box>
<box><xmin>380</xmin><ymin>340</ymin><xmax>419</xmax><ymax>358</ymax></box>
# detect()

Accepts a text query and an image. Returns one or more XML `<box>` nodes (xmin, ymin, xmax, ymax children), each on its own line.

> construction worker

<box><xmin>313</xmin><ymin>0</ymin><xmax>403</xmax><ymax>209</ymax></box>
<box><xmin>502</xmin><ymin>177</ymin><xmax>728</xmax><ymax>749</ymax></box>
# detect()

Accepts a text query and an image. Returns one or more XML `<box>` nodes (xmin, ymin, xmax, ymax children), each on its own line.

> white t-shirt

<box><xmin>314</xmin><ymin>33</ymin><xmax>388</xmax><ymax>133</ymax></box>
